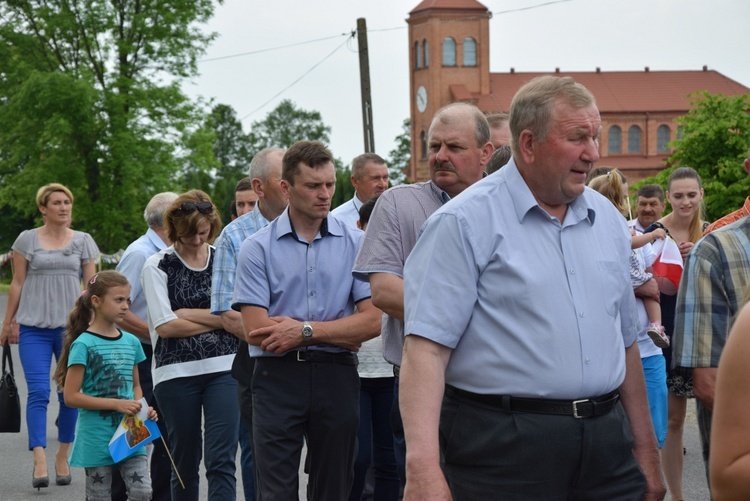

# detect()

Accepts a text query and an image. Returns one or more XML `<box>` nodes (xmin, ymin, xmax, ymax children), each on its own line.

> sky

<box><xmin>185</xmin><ymin>0</ymin><xmax>750</xmax><ymax>167</ymax></box>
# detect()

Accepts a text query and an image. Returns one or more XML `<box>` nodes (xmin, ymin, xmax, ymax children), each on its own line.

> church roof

<box><xmin>461</xmin><ymin>68</ymin><xmax>750</xmax><ymax>113</ymax></box>
<box><xmin>409</xmin><ymin>0</ymin><xmax>488</xmax><ymax>15</ymax></box>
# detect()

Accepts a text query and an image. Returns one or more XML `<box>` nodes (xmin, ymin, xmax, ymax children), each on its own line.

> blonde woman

<box><xmin>0</xmin><ymin>183</ymin><xmax>99</xmax><ymax>490</ymax></box>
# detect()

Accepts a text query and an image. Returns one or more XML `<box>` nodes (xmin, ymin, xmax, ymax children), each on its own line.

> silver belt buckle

<box><xmin>296</xmin><ymin>351</ymin><xmax>305</xmax><ymax>362</ymax></box>
<box><xmin>572</xmin><ymin>399</ymin><xmax>589</xmax><ymax>419</ymax></box>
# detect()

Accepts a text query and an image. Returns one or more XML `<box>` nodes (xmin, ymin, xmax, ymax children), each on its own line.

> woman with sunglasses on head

<box><xmin>0</xmin><ymin>183</ymin><xmax>99</xmax><ymax>490</ymax></box>
<box><xmin>141</xmin><ymin>190</ymin><xmax>240</xmax><ymax>500</ymax></box>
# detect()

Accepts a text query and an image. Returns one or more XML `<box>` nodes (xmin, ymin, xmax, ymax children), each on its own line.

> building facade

<box><xmin>407</xmin><ymin>0</ymin><xmax>750</xmax><ymax>183</ymax></box>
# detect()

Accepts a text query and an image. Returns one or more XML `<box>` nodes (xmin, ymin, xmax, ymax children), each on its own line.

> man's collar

<box><xmin>503</xmin><ymin>158</ymin><xmax>595</xmax><ymax>225</ymax></box>
<box><xmin>146</xmin><ymin>228</ymin><xmax>168</xmax><ymax>250</ymax></box>
<box><xmin>275</xmin><ymin>208</ymin><xmax>343</xmax><ymax>242</ymax></box>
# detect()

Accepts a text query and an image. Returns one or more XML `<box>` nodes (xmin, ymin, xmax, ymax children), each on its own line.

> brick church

<box><xmin>407</xmin><ymin>0</ymin><xmax>750</xmax><ymax>183</ymax></box>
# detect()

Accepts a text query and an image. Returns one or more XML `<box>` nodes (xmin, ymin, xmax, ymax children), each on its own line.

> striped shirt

<box><xmin>674</xmin><ymin>216</ymin><xmax>750</xmax><ymax>368</ymax></box>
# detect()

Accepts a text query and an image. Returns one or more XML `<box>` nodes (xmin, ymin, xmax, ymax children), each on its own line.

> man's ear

<box><xmin>251</xmin><ymin>178</ymin><xmax>263</xmax><ymax>197</ymax></box>
<box><xmin>478</xmin><ymin>142</ymin><xmax>494</xmax><ymax>168</ymax></box>
<box><xmin>516</xmin><ymin>130</ymin><xmax>536</xmax><ymax>164</ymax></box>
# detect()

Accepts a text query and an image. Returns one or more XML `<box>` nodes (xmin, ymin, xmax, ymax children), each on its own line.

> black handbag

<box><xmin>0</xmin><ymin>341</ymin><xmax>21</xmax><ymax>433</ymax></box>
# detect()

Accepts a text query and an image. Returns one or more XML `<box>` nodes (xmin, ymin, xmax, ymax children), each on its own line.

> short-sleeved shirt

<box><xmin>116</xmin><ymin>228</ymin><xmax>167</xmax><ymax>343</ymax></box>
<box><xmin>13</xmin><ymin>229</ymin><xmax>99</xmax><ymax>328</ymax></box>
<box><xmin>352</xmin><ymin>181</ymin><xmax>449</xmax><ymax>366</ymax></box>
<box><xmin>404</xmin><ymin>159</ymin><xmax>637</xmax><ymax>399</ymax></box>
<box><xmin>331</xmin><ymin>194</ymin><xmax>364</xmax><ymax>229</ymax></box>
<box><xmin>68</xmin><ymin>331</ymin><xmax>146</xmax><ymax>467</ymax></box>
<box><xmin>232</xmin><ymin>209</ymin><xmax>371</xmax><ymax>358</ymax></box>
<box><xmin>210</xmin><ymin>204</ymin><xmax>269</xmax><ymax>315</ymax></box>
<box><xmin>142</xmin><ymin>246</ymin><xmax>239</xmax><ymax>386</ymax></box>
<box><xmin>673</xmin><ymin>216</ymin><xmax>750</xmax><ymax>369</ymax></box>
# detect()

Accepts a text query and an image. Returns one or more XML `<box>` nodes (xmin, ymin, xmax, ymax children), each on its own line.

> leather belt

<box><xmin>269</xmin><ymin>351</ymin><xmax>358</xmax><ymax>366</ymax></box>
<box><xmin>445</xmin><ymin>385</ymin><xmax>620</xmax><ymax>419</ymax></box>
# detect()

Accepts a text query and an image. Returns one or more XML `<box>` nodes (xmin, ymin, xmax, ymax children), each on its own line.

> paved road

<box><xmin>0</xmin><ymin>293</ymin><xmax>710</xmax><ymax>500</ymax></box>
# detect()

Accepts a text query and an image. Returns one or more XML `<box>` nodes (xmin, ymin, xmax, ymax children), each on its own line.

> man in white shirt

<box><xmin>629</xmin><ymin>184</ymin><xmax>666</xmax><ymax>232</ymax></box>
<box><xmin>331</xmin><ymin>153</ymin><xmax>389</xmax><ymax>227</ymax></box>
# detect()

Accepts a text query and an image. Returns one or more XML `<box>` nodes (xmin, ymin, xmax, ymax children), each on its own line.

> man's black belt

<box><xmin>445</xmin><ymin>385</ymin><xmax>620</xmax><ymax>419</ymax></box>
<box><xmin>268</xmin><ymin>350</ymin><xmax>358</xmax><ymax>366</ymax></box>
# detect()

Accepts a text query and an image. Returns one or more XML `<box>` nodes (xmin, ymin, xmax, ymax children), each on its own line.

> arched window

<box><xmin>423</xmin><ymin>40</ymin><xmax>429</xmax><ymax>68</ymax></box>
<box><xmin>608</xmin><ymin>126</ymin><xmax>622</xmax><ymax>154</ymax></box>
<box><xmin>414</xmin><ymin>41</ymin><xmax>421</xmax><ymax>69</ymax></box>
<box><xmin>420</xmin><ymin>130</ymin><xmax>427</xmax><ymax>160</ymax></box>
<box><xmin>442</xmin><ymin>37</ymin><xmax>456</xmax><ymax>66</ymax></box>
<box><xmin>657</xmin><ymin>125</ymin><xmax>671</xmax><ymax>152</ymax></box>
<box><xmin>628</xmin><ymin>126</ymin><xmax>642</xmax><ymax>153</ymax></box>
<box><xmin>463</xmin><ymin>37</ymin><xmax>477</xmax><ymax>66</ymax></box>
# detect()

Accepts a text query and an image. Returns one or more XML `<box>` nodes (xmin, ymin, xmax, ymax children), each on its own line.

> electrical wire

<box><xmin>239</xmin><ymin>34</ymin><xmax>354</xmax><ymax>121</ymax></box>
<box><xmin>199</xmin><ymin>33</ymin><xmax>350</xmax><ymax>63</ymax></box>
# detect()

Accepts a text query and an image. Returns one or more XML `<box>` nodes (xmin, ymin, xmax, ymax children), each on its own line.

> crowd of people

<box><xmin>2</xmin><ymin>74</ymin><xmax>750</xmax><ymax>501</ymax></box>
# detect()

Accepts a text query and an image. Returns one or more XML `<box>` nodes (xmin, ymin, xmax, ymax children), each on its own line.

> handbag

<box><xmin>0</xmin><ymin>341</ymin><xmax>21</xmax><ymax>433</ymax></box>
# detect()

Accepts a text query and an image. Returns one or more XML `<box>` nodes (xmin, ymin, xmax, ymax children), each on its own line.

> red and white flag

<box><xmin>650</xmin><ymin>237</ymin><xmax>684</xmax><ymax>296</ymax></box>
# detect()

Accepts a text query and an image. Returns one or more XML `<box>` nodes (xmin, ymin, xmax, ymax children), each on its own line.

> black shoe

<box><xmin>55</xmin><ymin>462</ymin><xmax>72</xmax><ymax>486</ymax></box>
<box><xmin>32</xmin><ymin>468</ymin><xmax>49</xmax><ymax>491</ymax></box>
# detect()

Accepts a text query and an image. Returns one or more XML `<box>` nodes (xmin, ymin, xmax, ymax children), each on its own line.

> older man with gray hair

<box><xmin>115</xmin><ymin>191</ymin><xmax>178</xmax><ymax>501</ymax></box>
<box><xmin>400</xmin><ymin>76</ymin><xmax>664</xmax><ymax>500</ymax></box>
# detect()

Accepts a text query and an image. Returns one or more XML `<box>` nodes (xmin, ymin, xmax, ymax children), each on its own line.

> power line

<box><xmin>199</xmin><ymin>0</ymin><xmax>583</xmax><ymax>63</ymax></box>
<box><xmin>199</xmin><ymin>33</ymin><xmax>350</xmax><ymax>63</ymax></box>
<box><xmin>239</xmin><ymin>34</ymin><xmax>354</xmax><ymax>121</ymax></box>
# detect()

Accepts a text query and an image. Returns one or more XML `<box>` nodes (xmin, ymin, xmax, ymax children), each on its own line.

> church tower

<box><xmin>407</xmin><ymin>0</ymin><xmax>491</xmax><ymax>181</ymax></box>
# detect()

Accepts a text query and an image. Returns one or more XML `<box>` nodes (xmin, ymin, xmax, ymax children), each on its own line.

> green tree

<box><xmin>0</xmin><ymin>0</ymin><xmax>218</xmax><ymax>252</ymax></box>
<box><xmin>644</xmin><ymin>92</ymin><xmax>750</xmax><ymax>222</ymax></box>
<box><xmin>386</xmin><ymin>118</ymin><xmax>410</xmax><ymax>185</ymax></box>
<box><xmin>248</xmin><ymin>99</ymin><xmax>332</xmax><ymax>150</ymax></box>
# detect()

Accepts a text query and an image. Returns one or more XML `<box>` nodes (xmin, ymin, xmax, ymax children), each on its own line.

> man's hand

<box><xmin>404</xmin><ymin>465</ymin><xmax>452</xmax><ymax>501</ymax></box>
<box><xmin>633</xmin><ymin>445</ymin><xmax>667</xmax><ymax>501</ymax></box>
<box><xmin>634</xmin><ymin>278</ymin><xmax>660</xmax><ymax>302</ymax></box>
<box><xmin>249</xmin><ymin>316</ymin><xmax>304</xmax><ymax>354</ymax></box>
<box><xmin>692</xmin><ymin>367</ymin><xmax>718</xmax><ymax>410</ymax></box>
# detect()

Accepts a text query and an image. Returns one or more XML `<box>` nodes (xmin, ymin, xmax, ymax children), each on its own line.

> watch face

<box><xmin>302</xmin><ymin>323</ymin><xmax>313</xmax><ymax>339</ymax></box>
<box><xmin>416</xmin><ymin>86</ymin><xmax>427</xmax><ymax>113</ymax></box>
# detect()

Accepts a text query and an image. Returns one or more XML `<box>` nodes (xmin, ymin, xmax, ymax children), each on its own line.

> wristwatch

<box><xmin>302</xmin><ymin>321</ymin><xmax>313</xmax><ymax>342</ymax></box>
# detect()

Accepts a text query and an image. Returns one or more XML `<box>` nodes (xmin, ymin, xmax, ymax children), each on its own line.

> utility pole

<box><xmin>357</xmin><ymin>18</ymin><xmax>375</xmax><ymax>153</ymax></box>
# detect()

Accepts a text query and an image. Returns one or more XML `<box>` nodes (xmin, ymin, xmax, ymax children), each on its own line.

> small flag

<box><xmin>108</xmin><ymin>398</ymin><xmax>161</xmax><ymax>463</ymax></box>
<box><xmin>650</xmin><ymin>237</ymin><xmax>684</xmax><ymax>296</ymax></box>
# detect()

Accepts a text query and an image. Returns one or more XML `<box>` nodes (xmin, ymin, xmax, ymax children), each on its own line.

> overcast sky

<box><xmin>185</xmin><ymin>0</ymin><xmax>750</xmax><ymax>167</ymax></box>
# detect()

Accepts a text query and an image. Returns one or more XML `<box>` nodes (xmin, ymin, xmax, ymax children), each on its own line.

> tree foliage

<box><xmin>386</xmin><ymin>118</ymin><xmax>410</xmax><ymax>186</ymax></box>
<box><xmin>0</xmin><ymin>0</ymin><xmax>219</xmax><ymax>251</ymax></box>
<box><xmin>643</xmin><ymin>92</ymin><xmax>750</xmax><ymax>222</ymax></box>
<box><xmin>248</xmin><ymin>99</ymin><xmax>331</xmax><ymax>151</ymax></box>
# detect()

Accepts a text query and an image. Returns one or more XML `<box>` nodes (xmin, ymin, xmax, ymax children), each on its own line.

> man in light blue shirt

<box><xmin>210</xmin><ymin>147</ymin><xmax>286</xmax><ymax>501</ymax></box>
<box><xmin>116</xmin><ymin>191</ymin><xmax>177</xmax><ymax>501</ymax></box>
<box><xmin>232</xmin><ymin>141</ymin><xmax>382</xmax><ymax>500</ymax></box>
<box><xmin>331</xmin><ymin>152</ymin><xmax>389</xmax><ymax>228</ymax></box>
<box><xmin>400</xmin><ymin>76</ymin><xmax>665</xmax><ymax>500</ymax></box>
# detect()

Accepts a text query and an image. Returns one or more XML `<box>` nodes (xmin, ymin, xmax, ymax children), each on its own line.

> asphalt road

<box><xmin>0</xmin><ymin>293</ymin><xmax>711</xmax><ymax>500</ymax></box>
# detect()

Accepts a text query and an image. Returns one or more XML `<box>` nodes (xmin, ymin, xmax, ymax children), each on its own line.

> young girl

<box><xmin>588</xmin><ymin>170</ymin><xmax>669</xmax><ymax>347</ymax></box>
<box><xmin>53</xmin><ymin>271</ymin><xmax>156</xmax><ymax>501</ymax></box>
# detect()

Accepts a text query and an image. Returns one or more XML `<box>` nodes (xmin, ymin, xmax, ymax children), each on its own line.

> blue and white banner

<box><xmin>108</xmin><ymin>398</ymin><xmax>161</xmax><ymax>463</ymax></box>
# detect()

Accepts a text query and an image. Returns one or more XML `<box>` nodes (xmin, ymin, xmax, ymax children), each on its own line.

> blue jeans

<box><xmin>155</xmin><ymin>371</ymin><xmax>239</xmax><ymax>501</ymax></box>
<box><xmin>642</xmin><ymin>354</ymin><xmax>667</xmax><ymax>448</ymax></box>
<box><xmin>18</xmin><ymin>325</ymin><xmax>77</xmax><ymax>449</ymax></box>
<box><xmin>350</xmin><ymin>377</ymin><xmax>400</xmax><ymax>501</ymax></box>
<box><xmin>239</xmin><ymin>418</ymin><xmax>255</xmax><ymax>501</ymax></box>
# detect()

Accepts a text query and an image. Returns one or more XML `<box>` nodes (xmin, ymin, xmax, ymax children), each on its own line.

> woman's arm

<box><xmin>63</xmin><ymin>365</ymin><xmax>143</xmax><ymax>415</ymax></box>
<box><xmin>174</xmin><ymin>308</ymin><xmax>224</xmax><ymax>330</ymax></box>
<box><xmin>710</xmin><ymin>304</ymin><xmax>750</xmax><ymax>500</ymax></box>
<box><xmin>0</xmin><ymin>252</ymin><xmax>28</xmax><ymax>345</ymax></box>
<box><xmin>81</xmin><ymin>260</ymin><xmax>96</xmax><ymax>287</ymax></box>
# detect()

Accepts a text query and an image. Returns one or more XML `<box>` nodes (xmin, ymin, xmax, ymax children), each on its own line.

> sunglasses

<box><xmin>179</xmin><ymin>201</ymin><xmax>214</xmax><ymax>215</ymax></box>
